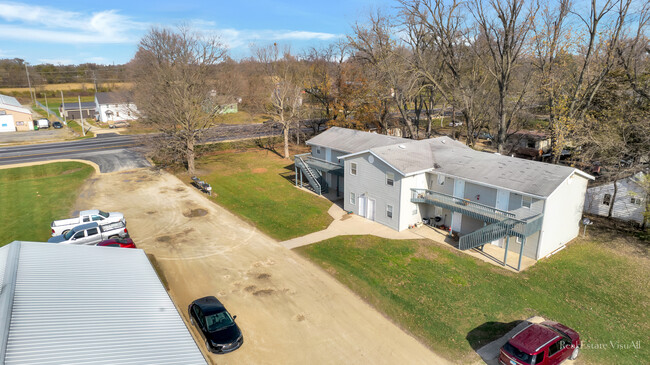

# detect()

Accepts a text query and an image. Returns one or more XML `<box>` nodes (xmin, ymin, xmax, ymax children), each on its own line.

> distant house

<box><xmin>0</xmin><ymin>241</ymin><xmax>207</xmax><ymax>364</ymax></box>
<box><xmin>298</xmin><ymin>127</ymin><xmax>593</xmax><ymax>269</ymax></box>
<box><xmin>59</xmin><ymin>102</ymin><xmax>96</xmax><ymax>120</ymax></box>
<box><xmin>584</xmin><ymin>172</ymin><xmax>647</xmax><ymax>225</ymax></box>
<box><xmin>95</xmin><ymin>92</ymin><xmax>139</xmax><ymax>124</ymax></box>
<box><xmin>0</xmin><ymin>94</ymin><xmax>33</xmax><ymax>132</ymax></box>
<box><xmin>507</xmin><ymin>130</ymin><xmax>551</xmax><ymax>159</ymax></box>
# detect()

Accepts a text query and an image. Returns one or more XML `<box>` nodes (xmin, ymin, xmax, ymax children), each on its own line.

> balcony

<box><xmin>295</xmin><ymin>153</ymin><xmax>344</xmax><ymax>176</ymax></box>
<box><xmin>411</xmin><ymin>188</ymin><xmax>514</xmax><ymax>223</ymax></box>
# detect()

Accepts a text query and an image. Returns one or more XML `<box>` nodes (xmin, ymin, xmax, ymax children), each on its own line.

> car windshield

<box><xmin>204</xmin><ymin>311</ymin><xmax>235</xmax><ymax>332</ymax></box>
<box><xmin>98</xmin><ymin>210</ymin><xmax>110</xmax><ymax>218</ymax></box>
<box><xmin>503</xmin><ymin>342</ymin><xmax>536</xmax><ymax>364</ymax></box>
<box><xmin>63</xmin><ymin>229</ymin><xmax>77</xmax><ymax>240</ymax></box>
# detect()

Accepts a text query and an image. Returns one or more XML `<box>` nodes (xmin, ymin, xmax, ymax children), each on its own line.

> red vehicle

<box><xmin>96</xmin><ymin>237</ymin><xmax>136</xmax><ymax>248</ymax></box>
<box><xmin>499</xmin><ymin>321</ymin><xmax>580</xmax><ymax>365</ymax></box>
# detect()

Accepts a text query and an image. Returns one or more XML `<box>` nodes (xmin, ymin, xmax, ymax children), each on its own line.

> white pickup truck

<box><xmin>47</xmin><ymin>221</ymin><xmax>129</xmax><ymax>245</ymax></box>
<box><xmin>51</xmin><ymin>209</ymin><xmax>125</xmax><ymax>237</ymax></box>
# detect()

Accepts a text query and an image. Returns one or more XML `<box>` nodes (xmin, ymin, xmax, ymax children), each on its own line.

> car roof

<box><xmin>79</xmin><ymin>209</ymin><xmax>101</xmax><ymax>215</ymax></box>
<box><xmin>72</xmin><ymin>222</ymin><xmax>99</xmax><ymax>231</ymax></box>
<box><xmin>509</xmin><ymin>323</ymin><xmax>559</xmax><ymax>354</ymax></box>
<box><xmin>193</xmin><ymin>296</ymin><xmax>226</xmax><ymax>314</ymax></box>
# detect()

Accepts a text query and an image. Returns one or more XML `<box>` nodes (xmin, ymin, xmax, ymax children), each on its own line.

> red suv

<box><xmin>499</xmin><ymin>321</ymin><xmax>580</xmax><ymax>365</ymax></box>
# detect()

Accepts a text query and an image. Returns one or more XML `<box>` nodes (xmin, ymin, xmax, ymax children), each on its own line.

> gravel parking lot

<box><xmin>0</xmin><ymin>128</ymin><xmax>75</xmax><ymax>145</ymax></box>
<box><xmin>73</xmin><ymin>168</ymin><xmax>448</xmax><ymax>365</ymax></box>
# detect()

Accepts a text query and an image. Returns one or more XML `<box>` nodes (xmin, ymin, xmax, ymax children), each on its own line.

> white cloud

<box><xmin>0</xmin><ymin>2</ymin><xmax>144</xmax><ymax>44</ymax></box>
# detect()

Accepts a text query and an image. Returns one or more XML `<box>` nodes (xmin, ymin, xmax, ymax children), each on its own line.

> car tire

<box><xmin>569</xmin><ymin>347</ymin><xmax>580</xmax><ymax>360</ymax></box>
<box><xmin>108</xmin><ymin>235</ymin><xmax>119</xmax><ymax>239</ymax></box>
<box><xmin>62</xmin><ymin>230</ymin><xmax>69</xmax><ymax>235</ymax></box>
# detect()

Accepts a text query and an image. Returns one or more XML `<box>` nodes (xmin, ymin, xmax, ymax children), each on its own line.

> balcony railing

<box><xmin>411</xmin><ymin>188</ymin><xmax>515</xmax><ymax>223</ymax></box>
<box><xmin>295</xmin><ymin>153</ymin><xmax>345</xmax><ymax>176</ymax></box>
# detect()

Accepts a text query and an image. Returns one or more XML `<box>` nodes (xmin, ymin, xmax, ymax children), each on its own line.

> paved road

<box><xmin>0</xmin><ymin>123</ymin><xmax>294</xmax><ymax>173</ymax></box>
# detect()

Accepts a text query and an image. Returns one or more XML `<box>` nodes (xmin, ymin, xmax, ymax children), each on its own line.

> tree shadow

<box><xmin>466</xmin><ymin>320</ymin><xmax>523</xmax><ymax>351</ymax></box>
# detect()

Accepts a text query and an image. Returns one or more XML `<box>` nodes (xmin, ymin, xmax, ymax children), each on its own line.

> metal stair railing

<box><xmin>295</xmin><ymin>155</ymin><xmax>322</xmax><ymax>195</ymax></box>
<box><xmin>458</xmin><ymin>219</ymin><xmax>516</xmax><ymax>250</ymax></box>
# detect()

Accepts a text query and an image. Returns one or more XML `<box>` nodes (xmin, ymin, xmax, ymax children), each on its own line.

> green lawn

<box><xmin>67</xmin><ymin>120</ymin><xmax>95</xmax><ymax>138</ymax></box>
<box><xmin>187</xmin><ymin>148</ymin><xmax>333</xmax><ymax>240</ymax></box>
<box><xmin>296</xmin><ymin>235</ymin><xmax>649</xmax><ymax>364</ymax></box>
<box><xmin>0</xmin><ymin>162</ymin><xmax>95</xmax><ymax>246</ymax></box>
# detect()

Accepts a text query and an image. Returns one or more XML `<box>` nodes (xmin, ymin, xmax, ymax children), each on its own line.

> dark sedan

<box><xmin>188</xmin><ymin>296</ymin><xmax>243</xmax><ymax>354</ymax></box>
<box><xmin>52</xmin><ymin>121</ymin><xmax>63</xmax><ymax>129</ymax></box>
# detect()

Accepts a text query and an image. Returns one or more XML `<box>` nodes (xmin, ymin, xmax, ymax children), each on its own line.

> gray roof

<box><xmin>95</xmin><ymin>92</ymin><xmax>133</xmax><ymax>105</ymax></box>
<box><xmin>0</xmin><ymin>94</ymin><xmax>22</xmax><ymax>108</ymax></box>
<box><xmin>60</xmin><ymin>102</ymin><xmax>96</xmax><ymax>110</ymax></box>
<box><xmin>306</xmin><ymin>127</ymin><xmax>410</xmax><ymax>154</ymax></box>
<box><xmin>0</xmin><ymin>241</ymin><xmax>207</xmax><ymax>365</ymax></box>
<box><xmin>341</xmin><ymin>133</ymin><xmax>590</xmax><ymax>198</ymax></box>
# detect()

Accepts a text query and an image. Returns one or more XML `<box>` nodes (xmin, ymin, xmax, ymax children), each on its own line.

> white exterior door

<box><xmin>451</xmin><ymin>179</ymin><xmax>465</xmax><ymax>233</ymax></box>
<box><xmin>367</xmin><ymin>198</ymin><xmax>376</xmax><ymax>221</ymax></box>
<box><xmin>451</xmin><ymin>212</ymin><xmax>462</xmax><ymax>232</ymax></box>
<box><xmin>358</xmin><ymin>196</ymin><xmax>366</xmax><ymax>217</ymax></box>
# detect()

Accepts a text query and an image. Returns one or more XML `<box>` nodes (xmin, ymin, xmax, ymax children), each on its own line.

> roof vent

<box><xmin>398</xmin><ymin>144</ymin><xmax>406</xmax><ymax>149</ymax></box>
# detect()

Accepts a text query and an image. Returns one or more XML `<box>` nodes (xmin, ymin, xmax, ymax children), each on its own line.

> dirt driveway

<box><xmin>73</xmin><ymin>168</ymin><xmax>449</xmax><ymax>365</ymax></box>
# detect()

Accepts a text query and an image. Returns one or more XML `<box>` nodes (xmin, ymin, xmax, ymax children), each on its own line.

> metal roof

<box><xmin>306</xmin><ymin>127</ymin><xmax>410</xmax><ymax>154</ymax></box>
<box><xmin>0</xmin><ymin>241</ymin><xmax>207</xmax><ymax>365</ymax></box>
<box><xmin>0</xmin><ymin>94</ymin><xmax>31</xmax><ymax>115</ymax></box>
<box><xmin>336</xmin><ymin>129</ymin><xmax>591</xmax><ymax>197</ymax></box>
<box><xmin>60</xmin><ymin>102</ymin><xmax>96</xmax><ymax>110</ymax></box>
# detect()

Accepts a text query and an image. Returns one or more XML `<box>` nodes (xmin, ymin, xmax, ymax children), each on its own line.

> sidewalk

<box><xmin>280</xmin><ymin>204</ymin><xmax>421</xmax><ymax>249</ymax></box>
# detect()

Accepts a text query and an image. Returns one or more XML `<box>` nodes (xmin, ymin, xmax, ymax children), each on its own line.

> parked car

<box><xmin>499</xmin><ymin>321</ymin><xmax>580</xmax><ymax>365</ymax></box>
<box><xmin>52</xmin><ymin>121</ymin><xmax>63</xmax><ymax>129</ymax></box>
<box><xmin>474</xmin><ymin>131</ymin><xmax>494</xmax><ymax>140</ymax></box>
<box><xmin>109</xmin><ymin>120</ymin><xmax>130</xmax><ymax>128</ymax></box>
<box><xmin>47</xmin><ymin>221</ymin><xmax>129</xmax><ymax>245</ymax></box>
<box><xmin>97</xmin><ymin>237</ymin><xmax>136</xmax><ymax>248</ymax></box>
<box><xmin>36</xmin><ymin>118</ymin><xmax>50</xmax><ymax>129</ymax></box>
<box><xmin>449</xmin><ymin>121</ymin><xmax>463</xmax><ymax>127</ymax></box>
<box><xmin>51</xmin><ymin>209</ymin><xmax>125</xmax><ymax>236</ymax></box>
<box><xmin>188</xmin><ymin>296</ymin><xmax>243</xmax><ymax>354</ymax></box>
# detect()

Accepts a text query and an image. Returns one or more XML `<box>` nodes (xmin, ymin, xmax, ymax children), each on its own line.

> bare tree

<box><xmin>472</xmin><ymin>0</ymin><xmax>537</xmax><ymax>153</ymax></box>
<box><xmin>131</xmin><ymin>26</ymin><xmax>228</xmax><ymax>174</ymax></box>
<box><xmin>253</xmin><ymin>44</ymin><xmax>304</xmax><ymax>159</ymax></box>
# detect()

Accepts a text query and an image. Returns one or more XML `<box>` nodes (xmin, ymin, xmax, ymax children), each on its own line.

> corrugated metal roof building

<box><xmin>0</xmin><ymin>241</ymin><xmax>207</xmax><ymax>365</ymax></box>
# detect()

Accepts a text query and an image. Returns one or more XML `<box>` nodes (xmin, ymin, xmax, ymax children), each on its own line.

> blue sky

<box><xmin>0</xmin><ymin>0</ymin><xmax>391</xmax><ymax>65</ymax></box>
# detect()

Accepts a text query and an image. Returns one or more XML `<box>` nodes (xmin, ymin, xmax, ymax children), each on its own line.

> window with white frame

<box><xmin>316</xmin><ymin>146</ymin><xmax>321</xmax><ymax>154</ymax></box>
<box><xmin>522</xmin><ymin>196</ymin><xmax>532</xmax><ymax>209</ymax></box>
<box><xmin>386</xmin><ymin>172</ymin><xmax>394</xmax><ymax>186</ymax></box>
<box><xmin>350</xmin><ymin>162</ymin><xmax>357</xmax><ymax>175</ymax></box>
<box><xmin>350</xmin><ymin>192</ymin><xmax>356</xmax><ymax>205</ymax></box>
<box><xmin>386</xmin><ymin>204</ymin><xmax>393</xmax><ymax>218</ymax></box>
<box><xmin>603</xmin><ymin>193</ymin><xmax>611</xmax><ymax>206</ymax></box>
<box><xmin>630</xmin><ymin>197</ymin><xmax>642</xmax><ymax>205</ymax></box>
<box><xmin>437</xmin><ymin>175</ymin><xmax>445</xmax><ymax>185</ymax></box>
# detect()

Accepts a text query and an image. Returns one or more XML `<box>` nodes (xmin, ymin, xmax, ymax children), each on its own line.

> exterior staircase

<box><xmin>295</xmin><ymin>155</ymin><xmax>328</xmax><ymax>195</ymax></box>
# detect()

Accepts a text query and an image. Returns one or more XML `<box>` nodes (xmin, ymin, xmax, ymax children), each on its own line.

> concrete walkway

<box><xmin>281</xmin><ymin>204</ymin><xmax>421</xmax><ymax>249</ymax></box>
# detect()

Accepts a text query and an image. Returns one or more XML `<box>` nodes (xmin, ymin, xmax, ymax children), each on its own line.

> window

<box><xmin>350</xmin><ymin>192</ymin><xmax>356</xmax><ymax>205</ymax></box>
<box><xmin>522</xmin><ymin>196</ymin><xmax>532</xmax><ymax>209</ymax></box>
<box><xmin>548</xmin><ymin>339</ymin><xmax>569</xmax><ymax>357</ymax></box>
<box><xmin>534</xmin><ymin>350</ymin><xmax>545</xmax><ymax>364</ymax></box>
<box><xmin>386</xmin><ymin>204</ymin><xmax>393</xmax><ymax>218</ymax></box>
<box><xmin>437</xmin><ymin>175</ymin><xmax>445</xmax><ymax>185</ymax></box>
<box><xmin>91</xmin><ymin>215</ymin><xmax>103</xmax><ymax>221</ymax></box>
<box><xmin>603</xmin><ymin>193</ymin><xmax>612</xmax><ymax>206</ymax></box>
<box><xmin>631</xmin><ymin>197</ymin><xmax>642</xmax><ymax>205</ymax></box>
<box><xmin>86</xmin><ymin>228</ymin><xmax>99</xmax><ymax>236</ymax></box>
<box><xmin>350</xmin><ymin>162</ymin><xmax>357</xmax><ymax>176</ymax></box>
<box><xmin>73</xmin><ymin>231</ymin><xmax>85</xmax><ymax>239</ymax></box>
<box><xmin>316</xmin><ymin>146</ymin><xmax>321</xmax><ymax>154</ymax></box>
<box><xmin>386</xmin><ymin>172</ymin><xmax>394</xmax><ymax>186</ymax></box>
<box><xmin>83</xmin><ymin>216</ymin><xmax>90</xmax><ymax>222</ymax></box>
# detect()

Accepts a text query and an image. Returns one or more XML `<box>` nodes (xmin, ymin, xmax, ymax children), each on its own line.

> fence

<box><xmin>34</xmin><ymin>100</ymin><xmax>65</xmax><ymax>125</ymax></box>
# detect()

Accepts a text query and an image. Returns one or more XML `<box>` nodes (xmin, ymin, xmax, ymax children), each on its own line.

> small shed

<box><xmin>0</xmin><ymin>241</ymin><xmax>207</xmax><ymax>364</ymax></box>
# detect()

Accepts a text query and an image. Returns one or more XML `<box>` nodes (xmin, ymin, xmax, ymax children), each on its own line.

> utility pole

<box><xmin>92</xmin><ymin>70</ymin><xmax>98</xmax><ymax>93</ymax></box>
<box><xmin>60</xmin><ymin>91</ymin><xmax>66</xmax><ymax>125</ymax></box>
<box><xmin>78</xmin><ymin>95</ymin><xmax>85</xmax><ymax>136</ymax></box>
<box><xmin>24</xmin><ymin>63</ymin><xmax>34</xmax><ymax>105</ymax></box>
<box><xmin>43</xmin><ymin>93</ymin><xmax>50</xmax><ymax>118</ymax></box>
